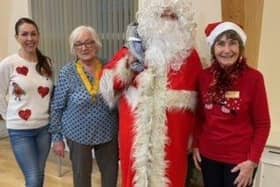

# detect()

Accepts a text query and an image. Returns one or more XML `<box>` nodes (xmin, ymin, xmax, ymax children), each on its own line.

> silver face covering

<box><xmin>125</xmin><ymin>22</ymin><xmax>145</xmax><ymax>73</ymax></box>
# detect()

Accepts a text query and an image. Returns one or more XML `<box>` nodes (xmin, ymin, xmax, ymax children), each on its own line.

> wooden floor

<box><xmin>0</xmin><ymin>137</ymin><xmax>120</xmax><ymax>187</ymax></box>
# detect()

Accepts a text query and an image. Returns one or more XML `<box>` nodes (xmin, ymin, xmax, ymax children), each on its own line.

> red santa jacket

<box><xmin>100</xmin><ymin>47</ymin><xmax>202</xmax><ymax>187</ymax></box>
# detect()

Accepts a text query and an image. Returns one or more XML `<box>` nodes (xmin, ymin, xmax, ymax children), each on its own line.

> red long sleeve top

<box><xmin>195</xmin><ymin>66</ymin><xmax>270</xmax><ymax>164</ymax></box>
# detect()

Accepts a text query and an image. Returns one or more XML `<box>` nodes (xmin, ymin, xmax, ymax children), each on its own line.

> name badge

<box><xmin>225</xmin><ymin>91</ymin><xmax>240</xmax><ymax>99</ymax></box>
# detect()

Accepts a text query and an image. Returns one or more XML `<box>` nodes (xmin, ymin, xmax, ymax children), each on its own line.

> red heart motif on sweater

<box><xmin>38</xmin><ymin>86</ymin><xmax>49</xmax><ymax>98</ymax></box>
<box><xmin>18</xmin><ymin>109</ymin><xmax>31</xmax><ymax>120</ymax></box>
<box><xmin>16</xmin><ymin>66</ymin><xmax>29</xmax><ymax>76</ymax></box>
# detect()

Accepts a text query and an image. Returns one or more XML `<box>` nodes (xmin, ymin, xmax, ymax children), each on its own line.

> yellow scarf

<box><xmin>76</xmin><ymin>59</ymin><xmax>102</xmax><ymax>101</ymax></box>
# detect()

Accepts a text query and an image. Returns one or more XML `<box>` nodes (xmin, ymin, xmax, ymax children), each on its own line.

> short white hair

<box><xmin>69</xmin><ymin>25</ymin><xmax>102</xmax><ymax>55</ymax></box>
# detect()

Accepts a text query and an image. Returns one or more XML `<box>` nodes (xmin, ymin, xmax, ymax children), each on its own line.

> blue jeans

<box><xmin>8</xmin><ymin>125</ymin><xmax>51</xmax><ymax>187</ymax></box>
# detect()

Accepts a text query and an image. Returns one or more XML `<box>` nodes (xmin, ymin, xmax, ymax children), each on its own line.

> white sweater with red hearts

<box><xmin>0</xmin><ymin>54</ymin><xmax>53</xmax><ymax>129</ymax></box>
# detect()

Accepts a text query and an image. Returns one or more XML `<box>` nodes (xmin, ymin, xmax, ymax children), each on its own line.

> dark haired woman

<box><xmin>193</xmin><ymin>21</ymin><xmax>270</xmax><ymax>187</ymax></box>
<box><xmin>0</xmin><ymin>17</ymin><xmax>53</xmax><ymax>187</ymax></box>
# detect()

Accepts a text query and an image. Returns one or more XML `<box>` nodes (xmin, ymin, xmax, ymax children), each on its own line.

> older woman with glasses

<box><xmin>49</xmin><ymin>25</ymin><xmax>119</xmax><ymax>187</ymax></box>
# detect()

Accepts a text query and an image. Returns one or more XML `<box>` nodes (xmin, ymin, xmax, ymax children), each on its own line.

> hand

<box><xmin>192</xmin><ymin>148</ymin><xmax>202</xmax><ymax>171</ymax></box>
<box><xmin>0</xmin><ymin>114</ymin><xmax>4</xmax><ymax>120</ymax></box>
<box><xmin>127</xmin><ymin>52</ymin><xmax>138</xmax><ymax>67</ymax></box>
<box><xmin>231</xmin><ymin>160</ymin><xmax>257</xmax><ymax>187</ymax></box>
<box><xmin>53</xmin><ymin>141</ymin><xmax>65</xmax><ymax>158</ymax></box>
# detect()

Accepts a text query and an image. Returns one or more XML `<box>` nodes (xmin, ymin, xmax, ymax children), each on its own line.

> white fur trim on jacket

<box><xmin>125</xmin><ymin>88</ymin><xmax>197</xmax><ymax>112</ymax></box>
<box><xmin>166</xmin><ymin>90</ymin><xmax>197</xmax><ymax>111</ymax></box>
<box><xmin>100</xmin><ymin>69</ymin><xmax>118</xmax><ymax>108</ymax></box>
<box><xmin>123</xmin><ymin>69</ymin><xmax>197</xmax><ymax>186</ymax></box>
<box><xmin>130</xmin><ymin>67</ymin><xmax>170</xmax><ymax>187</ymax></box>
<box><xmin>115</xmin><ymin>56</ymin><xmax>134</xmax><ymax>84</ymax></box>
<box><xmin>100</xmin><ymin>56</ymin><xmax>134</xmax><ymax>108</ymax></box>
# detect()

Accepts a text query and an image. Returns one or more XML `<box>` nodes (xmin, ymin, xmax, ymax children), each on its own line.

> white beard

<box><xmin>138</xmin><ymin>17</ymin><xmax>194</xmax><ymax>71</ymax></box>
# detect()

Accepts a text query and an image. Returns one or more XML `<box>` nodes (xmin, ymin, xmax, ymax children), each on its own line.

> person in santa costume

<box><xmin>100</xmin><ymin>0</ymin><xmax>202</xmax><ymax>186</ymax></box>
<box><xmin>192</xmin><ymin>21</ymin><xmax>271</xmax><ymax>187</ymax></box>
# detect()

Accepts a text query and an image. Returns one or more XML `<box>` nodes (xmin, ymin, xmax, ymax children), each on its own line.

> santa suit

<box><xmin>100</xmin><ymin>47</ymin><xmax>202</xmax><ymax>187</ymax></box>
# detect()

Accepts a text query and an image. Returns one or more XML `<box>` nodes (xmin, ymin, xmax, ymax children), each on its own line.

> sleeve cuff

<box><xmin>51</xmin><ymin>133</ymin><xmax>63</xmax><ymax>143</ymax></box>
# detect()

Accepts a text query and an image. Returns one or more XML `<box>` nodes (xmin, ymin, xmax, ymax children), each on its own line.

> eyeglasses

<box><xmin>74</xmin><ymin>40</ymin><xmax>95</xmax><ymax>49</ymax></box>
<box><xmin>160</xmin><ymin>8</ymin><xmax>178</xmax><ymax>20</ymax></box>
<box><xmin>160</xmin><ymin>12</ymin><xmax>178</xmax><ymax>20</ymax></box>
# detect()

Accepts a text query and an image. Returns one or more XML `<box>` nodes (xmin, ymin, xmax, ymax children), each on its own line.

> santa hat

<box><xmin>205</xmin><ymin>21</ymin><xmax>247</xmax><ymax>47</ymax></box>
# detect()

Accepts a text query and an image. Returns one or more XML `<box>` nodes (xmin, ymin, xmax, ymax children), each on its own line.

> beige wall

<box><xmin>258</xmin><ymin>1</ymin><xmax>280</xmax><ymax>133</ymax></box>
<box><xmin>0</xmin><ymin>0</ymin><xmax>30</xmax><ymax>60</ymax></box>
<box><xmin>0</xmin><ymin>1</ymin><xmax>10</xmax><ymax>59</ymax></box>
<box><xmin>192</xmin><ymin>0</ymin><xmax>221</xmax><ymax>65</ymax></box>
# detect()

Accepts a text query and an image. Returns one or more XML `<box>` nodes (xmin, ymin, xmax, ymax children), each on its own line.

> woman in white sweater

<box><xmin>0</xmin><ymin>17</ymin><xmax>53</xmax><ymax>187</ymax></box>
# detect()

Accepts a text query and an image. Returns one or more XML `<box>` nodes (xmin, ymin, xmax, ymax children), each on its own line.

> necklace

<box><xmin>76</xmin><ymin>59</ymin><xmax>102</xmax><ymax>101</ymax></box>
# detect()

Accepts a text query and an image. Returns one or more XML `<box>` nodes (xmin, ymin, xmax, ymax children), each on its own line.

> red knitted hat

<box><xmin>205</xmin><ymin>21</ymin><xmax>247</xmax><ymax>47</ymax></box>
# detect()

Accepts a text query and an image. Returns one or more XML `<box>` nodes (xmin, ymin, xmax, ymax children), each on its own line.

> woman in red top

<box><xmin>193</xmin><ymin>21</ymin><xmax>270</xmax><ymax>187</ymax></box>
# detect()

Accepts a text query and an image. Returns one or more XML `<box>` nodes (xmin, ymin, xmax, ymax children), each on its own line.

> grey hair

<box><xmin>210</xmin><ymin>30</ymin><xmax>245</xmax><ymax>61</ymax></box>
<box><xmin>69</xmin><ymin>25</ymin><xmax>102</xmax><ymax>55</ymax></box>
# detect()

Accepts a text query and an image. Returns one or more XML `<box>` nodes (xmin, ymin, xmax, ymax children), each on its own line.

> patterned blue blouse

<box><xmin>49</xmin><ymin>61</ymin><xmax>118</xmax><ymax>145</ymax></box>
